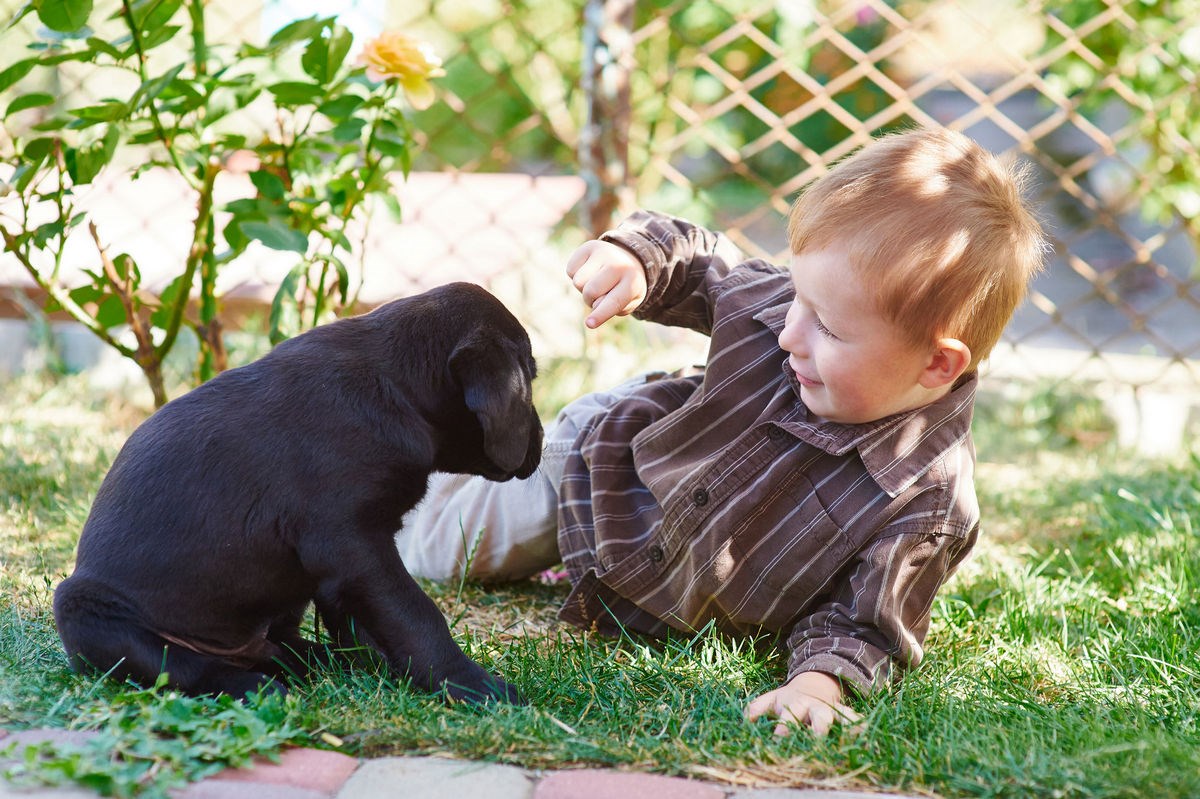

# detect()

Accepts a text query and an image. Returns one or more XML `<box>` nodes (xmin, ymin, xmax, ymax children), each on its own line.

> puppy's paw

<box><xmin>444</xmin><ymin>674</ymin><xmax>526</xmax><ymax>706</ymax></box>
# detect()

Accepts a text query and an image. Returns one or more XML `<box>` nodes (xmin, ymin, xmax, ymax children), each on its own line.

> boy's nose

<box><xmin>778</xmin><ymin>323</ymin><xmax>805</xmax><ymax>357</ymax></box>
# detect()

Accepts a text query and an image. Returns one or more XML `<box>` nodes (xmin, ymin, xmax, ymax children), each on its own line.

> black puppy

<box><xmin>54</xmin><ymin>282</ymin><xmax>541</xmax><ymax>703</ymax></box>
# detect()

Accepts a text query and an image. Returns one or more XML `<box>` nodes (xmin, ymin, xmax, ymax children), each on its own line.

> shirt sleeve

<box><xmin>598</xmin><ymin>210</ymin><xmax>750</xmax><ymax>335</ymax></box>
<box><xmin>784</xmin><ymin>520</ymin><xmax>979</xmax><ymax>697</ymax></box>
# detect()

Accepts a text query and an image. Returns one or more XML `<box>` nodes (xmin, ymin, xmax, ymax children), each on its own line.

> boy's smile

<box><xmin>778</xmin><ymin>245</ymin><xmax>954</xmax><ymax>425</ymax></box>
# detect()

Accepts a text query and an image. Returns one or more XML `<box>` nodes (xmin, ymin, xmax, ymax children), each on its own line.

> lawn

<box><xmin>2</xmin><ymin>369</ymin><xmax>1198</xmax><ymax>798</ymax></box>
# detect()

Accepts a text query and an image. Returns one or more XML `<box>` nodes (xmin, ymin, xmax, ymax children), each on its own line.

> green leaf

<box><xmin>330</xmin><ymin>117</ymin><xmax>366</xmax><ymax>142</ymax></box>
<box><xmin>381</xmin><ymin>191</ymin><xmax>403</xmax><ymax>223</ymax></box>
<box><xmin>4</xmin><ymin>3</ymin><xmax>34</xmax><ymax>33</ymax></box>
<box><xmin>65</xmin><ymin>125</ymin><xmax>119</xmax><ymax>183</ymax></box>
<box><xmin>11</xmin><ymin>159</ymin><xmax>44</xmax><ymax>192</ymax></box>
<box><xmin>5</xmin><ymin>91</ymin><xmax>53</xmax><ymax>116</ymax></box>
<box><xmin>0</xmin><ymin>57</ymin><xmax>39</xmax><ymax>94</ymax></box>
<box><xmin>69</xmin><ymin>100</ymin><xmax>128</xmax><ymax>122</ymax></box>
<box><xmin>139</xmin><ymin>24</ymin><xmax>182</xmax><ymax>52</ymax></box>
<box><xmin>266</xmin><ymin>15</ymin><xmax>331</xmax><ymax>48</ymax></box>
<box><xmin>95</xmin><ymin>294</ymin><xmax>125</xmax><ymax>328</ymax></box>
<box><xmin>31</xmin><ymin>115</ymin><xmax>68</xmax><ymax>131</ymax></box>
<box><xmin>68</xmin><ymin>282</ymin><xmax>104</xmax><ymax>307</ymax></box>
<box><xmin>241</xmin><ymin>220</ymin><xmax>308</xmax><ymax>253</ymax></box>
<box><xmin>249</xmin><ymin>170</ymin><xmax>286</xmax><ymax>201</ymax></box>
<box><xmin>10</xmin><ymin>163</ymin><xmax>36</xmax><ymax>192</ymax></box>
<box><xmin>269</xmin><ymin>264</ymin><xmax>307</xmax><ymax>344</ymax></box>
<box><xmin>129</xmin><ymin>62</ymin><xmax>185</xmax><ymax>112</ymax></box>
<box><xmin>84</xmin><ymin>35</ymin><xmax>125</xmax><ymax>59</ymax></box>
<box><xmin>318</xmin><ymin>93</ymin><xmax>365</xmax><ymax>121</ymax></box>
<box><xmin>32</xmin><ymin>0</ymin><xmax>92</xmax><ymax>32</ymax></box>
<box><xmin>110</xmin><ymin>253</ymin><xmax>139</xmax><ymax>284</ymax></box>
<box><xmin>37</xmin><ymin>50</ymin><xmax>96</xmax><ymax>66</ymax></box>
<box><xmin>301</xmin><ymin>23</ymin><xmax>353</xmax><ymax>85</ymax></box>
<box><xmin>267</xmin><ymin>81</ymin><xmax>324</xmax><ymax>106</ymax></box>
<box><xmin>130</xmin><ymin>0</ymin><xmax>182</xmax><ymax>31</ymax></box>
<box><xmin>150</xmin><ymin>272</ymin><xmax>188</xmax><ymax>329</ymax></box>
<box><xmin>32</xmin><ymin>220</ymin><xmax>64</xmax><ymax>246</ymax></box>
<box><xmin>331</xmin><ymin>255</ymin><xmax>349</xmax><ymax>303</ymax></box>
<box><xmin>23</xmin><ymin>136</ymin><xmax>55</xmax><ymax>161</ymax></box>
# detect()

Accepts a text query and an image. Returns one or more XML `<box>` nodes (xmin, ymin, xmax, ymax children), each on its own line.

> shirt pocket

<box><xmin>719</xmin><ymin>470</ymin><xmax>859</xmax><ymax>621</ymax></box>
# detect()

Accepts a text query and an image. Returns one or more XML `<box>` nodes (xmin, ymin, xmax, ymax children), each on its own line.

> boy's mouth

<box><xmin>789</xmin><ymin>360</ymin><xmax>821</xmax><ymax>388</ymax></box>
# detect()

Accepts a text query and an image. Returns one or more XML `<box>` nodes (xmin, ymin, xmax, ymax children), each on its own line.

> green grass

<box><xmin>2</xmin><ymin>371</ymin><xmax>1199</xmax><ymax>798</ymax></box>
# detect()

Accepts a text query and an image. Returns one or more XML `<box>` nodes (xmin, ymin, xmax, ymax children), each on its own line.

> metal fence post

<box><xmin>580</xmin><ymin>0</ymin><xmax>634</xmax><ymax>238</ymax></box>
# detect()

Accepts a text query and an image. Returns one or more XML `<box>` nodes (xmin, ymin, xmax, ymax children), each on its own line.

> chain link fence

<box><xmin>2</xmin><ymin>0</ymin><xmax>1198</xmax><ymax>447</ymax></box>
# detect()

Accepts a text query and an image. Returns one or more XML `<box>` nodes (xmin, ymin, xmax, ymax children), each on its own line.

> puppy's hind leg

<box><xmin>53</xmin><ymin>576</ymin><xmax>279</xmax><ymax>698</ymax></box>
<box><xmin>263</xmin><ymin>611</ymin><xmax>354</xmax><ymax>683</ymax></box>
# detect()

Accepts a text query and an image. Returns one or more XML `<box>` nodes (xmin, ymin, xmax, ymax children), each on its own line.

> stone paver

<box><xmin>209</xmin><ymin>748</ymin><xmax>359</xmax><ymax>795</ymax></box>
<box><xmin>534</xmin><ymin>770</ymin><xmax>725</xmax><ymax>799</ymax></box>
<box><xmin>1</xmin><ymin>731</ymin><xmax>99</xmax><ymax>752</ymax></box>
<box><xmin>174</xmin><ymin>782</ymin><xmax>327</xmax><ymax>799</ymax></box>
<box><xmin>1</xmin><ymin>729</ymin><xmax>934</xmax><ymax>799</ymax></box>
<box><xmin>336</xmin><ymin>756</ymin><xmax>534</xmax><ymax>799</ymax></box>
<box><xmin>724</xmin><ymin>787</ymin><xmax>921</xmax><ymax>791</ymax></box>
<box><xmin>0</xmin><ymin>786</ymin><xmax>98</xmax><ymax>799</ymax></box>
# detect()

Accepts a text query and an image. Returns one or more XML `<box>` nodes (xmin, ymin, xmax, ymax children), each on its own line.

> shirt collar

<box><xmin>755</xmin><ymin>302</ymin><xmax>977</xmax><ymax>497</ymax></box>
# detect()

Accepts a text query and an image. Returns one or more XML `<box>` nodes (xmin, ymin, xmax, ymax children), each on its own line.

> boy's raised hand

<box><xmin>745</xmin><ymin>670</ymin><xmax>862</xmax><ymax>737</ymax></box>
<box><xmin>566</xmin><ymin>240</ymin><xmax>648</xmax><ymax>329</ymax></box>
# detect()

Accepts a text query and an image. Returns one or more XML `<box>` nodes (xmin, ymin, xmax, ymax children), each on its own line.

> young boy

<box><xmin>396</xmin><ymin>127</ymin><xmax>1046</xmax><ymax>735</ymax></box>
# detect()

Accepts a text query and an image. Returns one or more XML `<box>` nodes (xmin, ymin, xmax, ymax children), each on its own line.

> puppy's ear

<box><xmin>449</xmin><ymin>338</ymin><xmax>534</xmax><ymax>474</ymax></box>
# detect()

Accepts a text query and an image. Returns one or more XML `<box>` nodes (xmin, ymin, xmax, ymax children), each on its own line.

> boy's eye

<box><xmin>815</xmin><ymin>318</ymin><xmax>837</xmax><ymax>339</ymax></box>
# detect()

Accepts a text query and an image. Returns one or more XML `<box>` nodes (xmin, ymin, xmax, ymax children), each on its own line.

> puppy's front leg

<box><xmin>306</xmin><ymin>536</ymin><xmax>523</xmax><ymax>704</ymax></box>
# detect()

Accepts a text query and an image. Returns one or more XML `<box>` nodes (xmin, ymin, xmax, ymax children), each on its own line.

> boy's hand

<box><xmin>565</xmin><ymin>240</ymin><xmax>648</xmax><ymax>329</ymax></box>
<box><xmin>744</xmin><ymin>671</ymin><xmax>861</xmax><ymax>737</ymax></box>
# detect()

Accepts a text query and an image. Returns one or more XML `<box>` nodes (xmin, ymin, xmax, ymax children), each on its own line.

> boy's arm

<box><xmin>566</xmin><ymin>210</ymin><xmax>750</xmax><ymax>333</ymax></box>
<box><xmin>752</xmin><ymin>523</ymin><xmax>978</xmax><ymax>736</ymax></box>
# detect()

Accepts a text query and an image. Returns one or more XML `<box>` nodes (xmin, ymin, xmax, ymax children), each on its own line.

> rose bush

<box><xmin>0</xmin><ymin>0</ymin><xmax>441</xmax><ymax>405</ymax></box>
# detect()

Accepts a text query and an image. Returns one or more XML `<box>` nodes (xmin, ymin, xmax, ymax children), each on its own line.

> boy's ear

<box><xmin>919</xmin><ymin>338</ymin><xmax>971</xmax><ymax>389</ymax></box>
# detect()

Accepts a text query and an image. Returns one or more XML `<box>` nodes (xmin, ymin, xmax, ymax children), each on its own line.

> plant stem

<box><xmin>119</xmin><ymin>0</ymin><xmax>200</xmax><ymax>190</ymax></box>
<box><xmin>0</xmin><ymin>227</ymin><xmax>134</xmax><ymax>359</ymax></box>
<box><xmin>196</xmin><ymin>207</ymin><xmax>226</xmax><ymax>382</ymax></box>
<box><xmin>187</xmin><ymin>0</ymin><xmax>207</xmax><ymax>78</ymax></box>
<box><xmin>88</xmin><ymin>222</ymin><xmax>167</xmax><ymax>408</ymax></box>
<box><xmin>158</xmin><ymin>158</ymin><xmax>219</xmax><ymax>365</ymax></box>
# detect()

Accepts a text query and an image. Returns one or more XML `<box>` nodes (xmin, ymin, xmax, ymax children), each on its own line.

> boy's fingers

<box><xmin>743</xmin><ymin>693</ymin><xmax>772</xmax><ymax>721</ymax></box>
<box><xmin>806</xmin><ymin>704</ymin><xmax>835</xmax><ymax>737</ymax></box>
<box><xmin>772</xmin><ymin>704</ymin><xmax>810</xmax><ymax>736</ymax></box>
<box><xmin>586</xmin><ymin>291</ymin><xmax>624</xmax><ymax>328</ymax></box>
<box><xmin>569</xmin><ymin>260</ymin><xmax>600</xmax><ymax>295</ymax></box>
<box><xmin>565</xmin><ymin>241</ymin><xmax>599</xmax><ymax>279</ymax></box>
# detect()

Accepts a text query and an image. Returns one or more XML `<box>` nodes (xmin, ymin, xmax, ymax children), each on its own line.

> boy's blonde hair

<box><xmin>787</xmin><ymin>127</ymin><xmax>1047</xmax><ymax>372</ymax></box>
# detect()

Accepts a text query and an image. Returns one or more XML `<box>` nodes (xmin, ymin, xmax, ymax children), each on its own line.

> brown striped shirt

<box><xmin>556</xmin><ymin>211</ymin><xmax>980</xmax><ymax>695</ymax></box>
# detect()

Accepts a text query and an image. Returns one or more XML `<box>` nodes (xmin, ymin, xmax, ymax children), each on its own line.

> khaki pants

<box><xmin>394</xmin><ymin>374</ymin><xmax>658</xmax><ymax>582</ymax></box>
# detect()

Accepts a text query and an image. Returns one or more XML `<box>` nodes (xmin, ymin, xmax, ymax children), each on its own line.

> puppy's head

<box><xmin>446</xmin><ymin>289</ymin><xmax>543</xmax><ymax>482</ymax></box>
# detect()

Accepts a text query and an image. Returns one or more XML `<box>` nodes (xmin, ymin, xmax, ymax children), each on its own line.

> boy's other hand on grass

<box><xmin>566</xmin><ymin>240</ymin><xmax>648</xmax><ymax>329</ymax></box>
<box><xmin>745</xmin><ymin>670</ymin><xmax>862</xmax><ymax>737</ymax></box>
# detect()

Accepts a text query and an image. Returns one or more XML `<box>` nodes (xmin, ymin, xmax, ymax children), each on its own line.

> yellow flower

<box><xmin>358</xmin><ymin>31</ymin><xmax>446</xmax><ymax>110</ymax></box>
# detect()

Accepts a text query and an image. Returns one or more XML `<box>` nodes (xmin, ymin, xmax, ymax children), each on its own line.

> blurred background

<box><xmin>2</xmin><ymin>0</ymin><xmax>1198</xmax><ymax>456</ymax></box>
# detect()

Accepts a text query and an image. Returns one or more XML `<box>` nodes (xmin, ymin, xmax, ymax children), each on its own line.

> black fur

<box><xmin>54</xmin><ymin>282</ymin><xmax>542</xmax><ymax>703</ymax></box>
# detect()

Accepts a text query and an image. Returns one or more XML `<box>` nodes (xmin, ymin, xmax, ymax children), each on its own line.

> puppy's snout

<box><xmin>514</xmin><ymin>413</ymin><xmax>544</xmax><ymax>480</ymax></box>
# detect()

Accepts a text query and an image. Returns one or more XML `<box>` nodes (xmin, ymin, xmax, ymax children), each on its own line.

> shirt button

<box><xmin>648</xmin><ymin>545</ymin><xmax>664</xmax><ymax>562</ymax></box>
<box><xmin>768</xmin><ymin>426</ymin><xmax>785</xmax><ymax>440</ymax></box>
<box><xmin>692</xmin><ymin>488</ymin><xmax>709</xmax><ymax>506</ymax></box>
